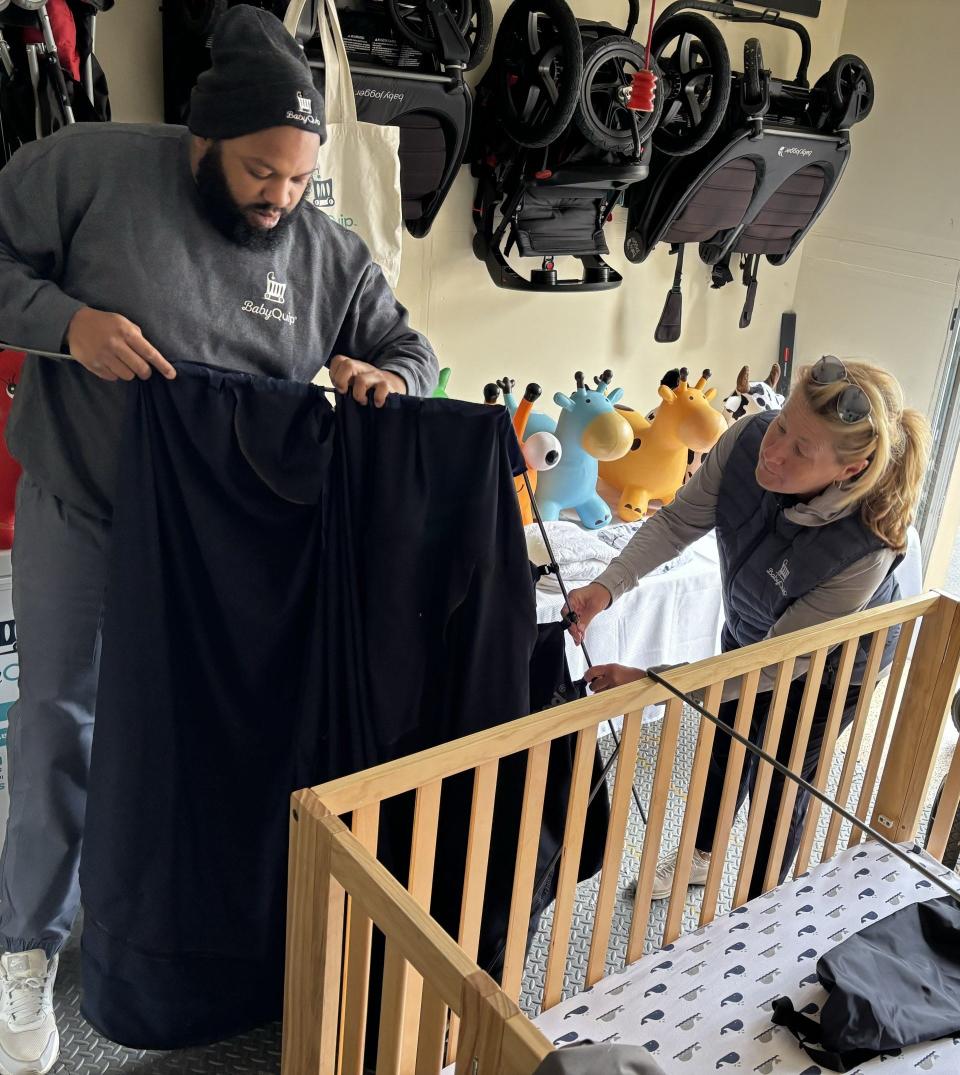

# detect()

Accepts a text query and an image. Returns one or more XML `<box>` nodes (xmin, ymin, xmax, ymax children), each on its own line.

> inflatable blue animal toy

<box><xmin>533</xmin><ymin>370</ymin><xmax>632</xmax><ymax>529</ymax></box>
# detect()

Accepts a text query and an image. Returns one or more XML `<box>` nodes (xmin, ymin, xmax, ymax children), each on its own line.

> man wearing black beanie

<box><xmin>0</xmin><ymin>6</ymin><xmax>437</xmax><ymax>1069</ymax></box>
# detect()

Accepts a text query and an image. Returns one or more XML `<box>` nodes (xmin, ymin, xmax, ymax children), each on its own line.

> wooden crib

<box><xmin>280</xmin><ymin>592</ymin><xmax>960</xmax><ymax>1075</ymax></box>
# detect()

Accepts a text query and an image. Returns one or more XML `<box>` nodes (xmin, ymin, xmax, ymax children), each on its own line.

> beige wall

<box><xmin>93</xmin><ymin>0</ymin><xmax>164</xmax><ymax>124</ymax></box>
<box><xmin>792</xmin><ymin>0</ymin><xmax>960</xmax><ymax>583</ymax></box>
<box><xmin>95</xmin><ymin>1</ymin><xmax>846</xmax><ymax>418</ymax></box>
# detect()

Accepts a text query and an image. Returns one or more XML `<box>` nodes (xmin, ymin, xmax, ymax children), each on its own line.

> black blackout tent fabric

<box><xmin>78</xmin><ymin>363</ymin><xmax>607</xmax><ymax>1047</ymax></box>
<box><xmin>773</xmin><ymin>891</ymin><xmax>960</xmax><ymax>1071</ymax></box>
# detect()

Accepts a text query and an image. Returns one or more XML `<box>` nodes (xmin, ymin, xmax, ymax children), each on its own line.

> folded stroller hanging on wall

<box><xmin>621</xmin><ymin>0</ymin><xmax>873</xmax><ymax>340</ymax></box>
<box><xmin>468</xmin><ymin>0</ymin><xmax>665</xmax><ymax>293</ymax></box>
<box><xmin>0</xmin><ymin>0</ymin><xmax>110</xmax><ymax>167</ymax></box>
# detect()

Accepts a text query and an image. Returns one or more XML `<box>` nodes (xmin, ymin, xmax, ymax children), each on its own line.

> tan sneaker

<box><xmin>651</xmin><ymin>847</ymin><xmax>712</xmax><ymax>900</ymax></box>
<box><xmin>0</xmin><ymin>951</ymin><xmax>59</xmax><ymax>1075</ymax></box>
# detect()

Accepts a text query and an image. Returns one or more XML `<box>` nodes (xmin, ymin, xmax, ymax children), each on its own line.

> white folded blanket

<box><xmin>526</xmin><ymin>520</ymin><xmax>692</xmax><ymax>591</ymax></box>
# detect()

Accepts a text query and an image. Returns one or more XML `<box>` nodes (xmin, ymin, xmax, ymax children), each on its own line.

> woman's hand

<box><xmin>563</xmin><ymin>581</ymin><xmax>612</xmax><ymax>644</ymax></box>
<box><xmin>584</xmin><ymin>663</ymin><xmax>646</xmax><ymax>693</ymax></box>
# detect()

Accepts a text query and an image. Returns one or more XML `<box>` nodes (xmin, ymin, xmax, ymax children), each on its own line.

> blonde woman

<box><xmin>566</xmin><ymin>357</ymin><xmax>930</xmax><ymax>899</ymax></box>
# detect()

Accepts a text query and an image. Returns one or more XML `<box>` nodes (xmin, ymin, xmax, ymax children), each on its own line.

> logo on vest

<box><xmin>241</xmin><ymin>271</ymin><xmax>297</xmax><ymax>326</ymax></box>
<box><xmin>767</xmin><ymin>559</ymin><xmax>791</xmax><ymax>597</ymax></box>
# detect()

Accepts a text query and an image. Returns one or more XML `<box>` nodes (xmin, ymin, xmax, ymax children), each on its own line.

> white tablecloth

<box><xmin>534</xmin><ymin>529</ymin><xmax>725</xmax><ymax>724</ymax></box>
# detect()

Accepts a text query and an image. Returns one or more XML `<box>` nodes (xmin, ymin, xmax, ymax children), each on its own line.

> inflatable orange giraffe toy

<box><xmin>485</xmin><ymin>379</ymin><xmax>562</xmax><ymax>526</ymax></box>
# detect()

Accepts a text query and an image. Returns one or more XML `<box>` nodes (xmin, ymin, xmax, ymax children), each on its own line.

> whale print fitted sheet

<box><xmin>533</xmin><ymin>841</ymin><xmax>960</xmax><ymax>1074</ymax></box>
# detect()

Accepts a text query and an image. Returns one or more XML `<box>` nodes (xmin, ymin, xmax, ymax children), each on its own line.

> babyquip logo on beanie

<box><xmin>286</xmin><ymin>87</ymin><xmax>323</xmax><ymax>129</ymax></box>
<box><xmin>188</xmin><ymin>7</ymin><xmax>326</xmax><ymax>142</ymax></box>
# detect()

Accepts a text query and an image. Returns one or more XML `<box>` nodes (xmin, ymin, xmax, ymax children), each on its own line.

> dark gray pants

<box><xmin>0</xmin><ymin>475</ymin><xmax>110</xmax><ymax>958</ymax></box>
<box><xmin>695</xmin><ymin>675</ymin><xmax>861</xmax><ymax>900</ymax></box>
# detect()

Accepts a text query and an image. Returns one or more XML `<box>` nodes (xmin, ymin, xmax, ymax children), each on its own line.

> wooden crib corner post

<box><xmin>456</xmin><ymin>971</ymin><xmax>550</xmax><ymax>1075</ymax></box>
<box><xmin>282</xmin><ymin>790</ymin><xmax>347</xmax><ymax>1075</ymax></box>
<box><xmin>871</xmin><ymin>594</ymin><xmax>960</xmax><ymax>844</ymax></box>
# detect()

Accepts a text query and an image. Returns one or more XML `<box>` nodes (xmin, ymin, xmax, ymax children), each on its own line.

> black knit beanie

<box><xmin>188</xmin><ymin>5</ymin><xmax>326</xmax><ymax>142</ymax></box>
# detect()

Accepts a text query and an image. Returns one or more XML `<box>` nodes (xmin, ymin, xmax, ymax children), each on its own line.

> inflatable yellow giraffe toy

<box><xmin>599</xmin><ymin>368</ymin><xmax>726</xmax><ymax>521</ymax></box>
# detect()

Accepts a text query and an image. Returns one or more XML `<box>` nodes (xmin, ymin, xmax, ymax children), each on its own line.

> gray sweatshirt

<box><xmin>0</xmin><ymin>123</ymin><xmax>438</xmax><ymax>518</ymax></box>
<box><xmin>594</xmin><ymin>414</ymin><xmax>898</xmax><ymax>697</ymax></box>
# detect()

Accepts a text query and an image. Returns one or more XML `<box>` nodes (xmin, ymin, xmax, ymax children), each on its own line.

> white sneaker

<box><xmin>0</xmin><ymin>951</ymin><xmax>59</xmax><ymax>1075</ymax></box>
<box><xmin>651</xmin><ymin>847</ymin><xmax>712</xmax><ymax>901</ymax></box>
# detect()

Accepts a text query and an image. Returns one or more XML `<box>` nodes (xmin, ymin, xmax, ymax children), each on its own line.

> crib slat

<box><xmin>587</xmin><ymin>711</ymin><xmax>645</xmax><ymax>984</ymax></box>
<box><xmin>849</xmin><ymin>620</ymin><xmax>916</xmax><ymax>847</ymax></box>
<box><xmin>340</xmin><ymin>804</ymin><xmax>381</xmax><ymax>1075</ymax></box>
<box><xmin>414</xmin><ymin>982</ymin><xmax>448</xmax><ymax>1075</ymax></box>
<box><xmin>794</xmin><ymin>639</ymin><xmax>857</xmax><ymax>877</ymax></box>
<box><xmin>732</xmin><ymin>659</ymin><xmax>795</xmax><ymax>906</ymax></box>
<box><xmin>927</xmin><ymin>737</ymin><xmax>960</xmax><ymax>861</ymax></box>
<box><xmin>446</xmin><ymin>760</ymin><xmax>499</xmax><ymax>1065</ymax></box>
<box><xmin>397</xmin><ymin>780</ymin><xmax>443</xmax><ymax>1074</ymax></box>
<box><xmin>377</xmin><ymin>941</ymin><xmax>408</xmax><ymax>1075</ymax></box>
<box><xmin>699</xmin><ymin>669</ymin><xmax>760</xmax><ymax>926</ymax></box>
<box><xmin>628</xmin><ymin>698</ymin><xmax>683</xmax><ymax>964</ymax></box>
<box><xmin>663</xmin><ymin>683</ymin><xmax>722</xmax><ymax>945</ymax></box>
<box><xmin>501</xmin><ymin>742</ymin><xmax>551</xmax><ymax>1001</ymax></box>
<box><xmin>760</xmin><ymin>647</ymin><xmax>828</xmax><ymax>892</ymax></box>
<box><xmin>823</xmin><ymin>629</ymin><xmax>887</xmax><ymax>859</ymax></box>
<box><xmin>544</xmin><ymin>724</ymin><xmax>600</xmax><ymax>1011</ymax></box>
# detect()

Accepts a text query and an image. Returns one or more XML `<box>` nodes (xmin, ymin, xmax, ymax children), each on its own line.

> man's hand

<box><xmin>329</xmin><ymin>354</ymin><xmax>407</xmax><ymax>408</ymax></box>
<box><xmin>563</xmin><ymin>581</ymin><xmax>613</xmax><ymax>645</ymax></box>
<box><xmin>66</xmin><ymin>307</ymin><xmax>176</xmax><ymax>382</ymax></box>
<box><xmin>584</xmin><ymin>663</ymin><xmax>646</xmax><ymax>693</ymax></box>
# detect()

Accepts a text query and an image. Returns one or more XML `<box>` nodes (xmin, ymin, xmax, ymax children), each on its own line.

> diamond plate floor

<box><xmin>53</xmin><ymin>927</ymin><xmax>282</xmax><ymax>1074</ymax></box>
<box><xmin>51</xmin><ymin>684</ymin><xmax>956</xmax><ymax>1071</ymax></box>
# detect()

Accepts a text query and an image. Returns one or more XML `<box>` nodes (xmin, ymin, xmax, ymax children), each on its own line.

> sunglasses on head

<box><xmin>811</xmin><ymin>356</ymin><xmax>873</xmax><ymax>426</ymax></box>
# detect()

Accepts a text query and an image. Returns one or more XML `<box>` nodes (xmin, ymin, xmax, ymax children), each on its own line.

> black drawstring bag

<box><xmin>773</xmin><ymin>895</ymin><xmax>960</xmax><ymax>1072</ymax></box>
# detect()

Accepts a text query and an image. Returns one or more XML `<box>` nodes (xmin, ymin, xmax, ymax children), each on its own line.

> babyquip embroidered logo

<box><xmin>263</xmin><ymin>271</ymin><xmax>286</xmax><ymax>304</ymax></box>
<box><xmin>767</xmin><ymin>559</ymin><xmax>791</xmax><ymax>597</ymax></box>
<box><xmin>286</xmin><ymin>88</ymin><xmax>323</xmax><ymax>127</ymax></box>
<box><xmin>241</xmin><ymin>272</ymin><xmax>297</xmax><ymax>326</ymax></box>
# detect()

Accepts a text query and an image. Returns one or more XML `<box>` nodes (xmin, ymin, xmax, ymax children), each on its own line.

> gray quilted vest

<box><xmin>716</xmin><ymin>411</ymin><xmax>900</xmax><ymax>683</ymax></box>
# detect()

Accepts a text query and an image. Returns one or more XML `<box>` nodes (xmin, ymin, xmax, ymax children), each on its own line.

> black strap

<box><xmin>739</xmin><ymin>253</ymin><xmax>760</xmax><ymax>328</ymax></box>
<box><xmin>710</xmin><ymin>252</ymin><xmax>734</xmax><ymax>289</ymax></box>
<box><xmin>655</xmin><ymin>244</ymin><xmax>684</xmax><ymax>343</ymax></box>
<box><xmin>771</xmin><ymin>997</ymin><xmax>885</xmax><ymax>1073</ymax></box>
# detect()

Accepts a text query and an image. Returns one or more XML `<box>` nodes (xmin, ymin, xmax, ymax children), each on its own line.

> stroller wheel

<box><xmin>387</xmin><ymin>0</ymin><xmax>471</xmax><ymax>54</ymax></box>
<box><xmin>463</xmin><ymin>0</ymin><xmax>494</xmax><ymax>71</ymax></box>
<box><xmin>492</xmin><ymin>0</ymin><xmax>583</xmax><ymax>149</ymax></box>
<box><xmin>574</xmin><ymin>35</ymin><xmax>663</xmax><ymax>155</ymax></box>
<box><xmin>651</xmin><ymin>11</ymin><xmax>731</xmax><ymax>157</ymax></box>
<box><xmin>827</xmin><ymin>53</ymin><xmax>874</xmax><ymax>127</ymax></box>
<box><xmin>742</xmin><ymin>38</ymin><xmax>764</xmax><ymax>107</ymax></box>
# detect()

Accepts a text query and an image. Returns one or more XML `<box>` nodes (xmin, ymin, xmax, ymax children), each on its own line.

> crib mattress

<box><xmin>534</xmin><ymin>841</ymin><xmax>959</xmax><ymax>1073</ymax></box>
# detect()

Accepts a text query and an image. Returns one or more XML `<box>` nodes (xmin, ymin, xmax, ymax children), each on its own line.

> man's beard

<box><xmin>195</xmin><ymin>143</ymin><xmax>302</xmax><ymax>251</ymax></box>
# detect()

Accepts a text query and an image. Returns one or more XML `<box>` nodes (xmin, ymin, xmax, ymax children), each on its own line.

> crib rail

<box><xmin>282</xmin><ymin>591</ymin><xmax>960</xmax><ymax>1075</ymax></box>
